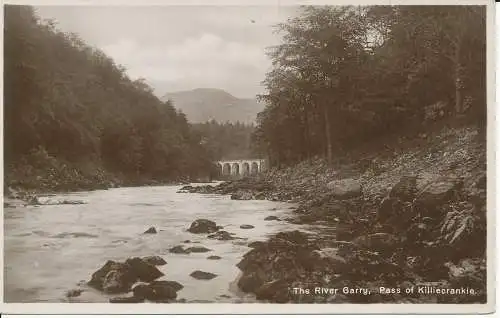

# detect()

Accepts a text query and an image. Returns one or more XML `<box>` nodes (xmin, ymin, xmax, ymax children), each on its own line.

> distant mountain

<box><xmin>161</xmin><ymin>88</ymin><xmax>265</xmax><ymax>124</ymax></box>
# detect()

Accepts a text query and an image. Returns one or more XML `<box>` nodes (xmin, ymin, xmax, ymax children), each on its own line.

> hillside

<box><xmin>4</xmin><ymin>6</ymin><xmax>215</xmax><ymax>193</ymax></box>
<box><xmin>162</xmin><ymin>88</ymin><xmax>264</xmax><ymax>124</ymax></box>
<box><xmin>186</xmin><ymin>122</ymin><xmax>487</xmax><ymax>304</ymax></box>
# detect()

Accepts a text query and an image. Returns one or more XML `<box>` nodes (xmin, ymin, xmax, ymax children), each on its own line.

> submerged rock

<box><xmin>207</xmin><ymin>230</ymin><xmax>237</xmax><ymax>241</ymax></box>
<box><xmin>187</xmin><ymin>219</ymin><xmax>218</xmax><ymax>234</ymax></box>
<box><xmin>143</xmin><ymin>227</ymin><xmax>157</xmax><ymax>234</ymax></box>
<box><xmin>169</xmin><ymin>245</ymin><xmax>190</xmax><ymax>254</ymax></box>
<box><xmin>65</xmin><ymin>289</ymin><xmax>82</xmax><ymax>298</ymax></box>
<box><xmin>186</xmin><ymin>246</ymin><xmax>212</xmax><ymax>253</ymax></box>
<box><xmin>207</xmin><ymin>255</ymin><xmax>222</xmax><ymax>260</ymax></box>
<box><xmin>264</xmin><ymin>215</ymin><xmax>280</xmax><ymax>221</ymax></box>
<box><xmin>240</xmin><ymin>224</ymin><xmax>255</xmax><ymax>229</ymax></box>
<box><xmin>190</xmin><ymin>270</ymin><xmax>218</xmax><ymax>280</ymax></box>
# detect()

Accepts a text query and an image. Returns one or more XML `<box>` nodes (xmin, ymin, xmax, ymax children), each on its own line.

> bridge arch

<box><xmin>231</xmin><ymin>163</ymin><xmax>240</xmax><ymax>175</ymax></box>
<box><xmin>222</xmin><ymin>163</ymin><xmax>231</xmax><ymax>175</ymax></box>
<box><xmin>250</xmin><ymin>162</ymin><xmax>259</xmax><ymax>175</ymax></box>
<box><xmin>242</xmin><ymin>162</ymin><xmax>250</xmax><ymax>176</ymax></box>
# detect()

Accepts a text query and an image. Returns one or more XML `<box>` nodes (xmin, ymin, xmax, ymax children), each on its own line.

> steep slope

<box><xmin>162</xmin><ymin>88</ymin><xmax>264</xmax><ymax>124</ymax></box>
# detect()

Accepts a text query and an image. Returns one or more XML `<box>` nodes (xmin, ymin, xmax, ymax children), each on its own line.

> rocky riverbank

<box><xmin>184</xmin><ymin>125</ymin><xmax>487</xmax><ymax>303</ymax></box>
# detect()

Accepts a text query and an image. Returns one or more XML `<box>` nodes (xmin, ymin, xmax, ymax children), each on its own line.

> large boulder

<box><xmin>88</xmin><ymin>260</ymin><xmax>137</xmax><ymax>293</ymax></box>
<box><xmin>132</xmin><ymin>281</ymin><xmax>179</xmax><ymax>302</ymax></box>
<box><xmin>327</xmin><ymin>178</ymin><xmax>362</xmax><ymax>199</ymax></box>
<box><xmin>264</xmin><ymin>215</ymin><xmax>280</xmax><ymax>221</ymax></box>
<box><xmin>125</xmin><ymin>257</ymin><xmax>164</xmax><ymax>282</ymax></box>
<box><xmin>187</xmin><ymin>219</ymin><xmax>218</xmax><ymax>234</ymax></box>
<box><xmin>88</xmin><ymin>258</ymin><xmax>164</xmax><ymax>294</ymax></box>
<box><xmin>389</xmin><ymin>176</ymin><xmax>418</xmax><ymax>202</ymax></box>
<box><xmin>169</xmin><ymin>245</ymin><xmax>190</xmax><ymax>254</ymax></box>
<box><xmin>413</xmin><ymin>178</ymin><xmax>464</xmax><ymax>218</ymax></box>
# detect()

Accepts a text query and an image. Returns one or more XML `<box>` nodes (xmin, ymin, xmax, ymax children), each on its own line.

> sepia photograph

<box><xmin>2</xmin><ymin>0</ymin><xmax>494</xmax><ymax>314</ymax></box>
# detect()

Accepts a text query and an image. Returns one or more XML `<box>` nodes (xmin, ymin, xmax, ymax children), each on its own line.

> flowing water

<box><xmin>4</xmin><ymin>183</ymin><xmax>303</xmax><ymax>303</ymax></box>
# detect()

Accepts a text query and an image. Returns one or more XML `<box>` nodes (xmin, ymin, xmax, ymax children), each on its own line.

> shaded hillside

<box><xmin>162</xmin><ymin>88</ymin><xmax>264</xmax><ymax>124</ymax></box>
<box><xmin>4</xmin><ymin>6</ymin><xmax>215</xmax><ymax>192</ymax></box>
<box><xmin>192</xmin><ymin>121</ymin><xmax>258</xmax><ymax>160</ymax></box>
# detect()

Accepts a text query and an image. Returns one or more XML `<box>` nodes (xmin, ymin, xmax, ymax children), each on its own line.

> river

<box><xmin>4</xmin><ymin>183</ymin><xmax>303</xmax><ymax>303</ymax></box>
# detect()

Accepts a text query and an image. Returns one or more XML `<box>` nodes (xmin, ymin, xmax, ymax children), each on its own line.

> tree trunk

<box><xmin>303</xmin><ymin>98</ymin><xmax>311</xmax><ymax>161</ymax></box>
<box><xmin>454</xmin><ymin>40</ymin><xmax>464</xmax><ymax>114</ymax></box>
<box><xmin>323</xmin><ymin>102</ymin><xmax>333</xmax><ymax>164</ymax></box>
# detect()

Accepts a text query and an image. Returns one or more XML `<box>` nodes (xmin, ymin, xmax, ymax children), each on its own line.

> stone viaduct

<box><xmin>216</xmin><ymin>159</ymin><xmax>266</xmax><ymax>178</ymax></box>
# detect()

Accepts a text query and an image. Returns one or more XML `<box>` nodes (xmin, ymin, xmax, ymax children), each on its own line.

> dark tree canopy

<box><xmin>252</xmin><ymin>5</ymin><xmax>486</xmax><ymax>168</ymax></box>
<box><xmin>4</xmin><ymin>6</ymin><xmax>215</xmax><ymax>189</ymax></box>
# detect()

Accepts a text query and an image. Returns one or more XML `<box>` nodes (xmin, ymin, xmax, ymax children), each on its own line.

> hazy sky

<box><xmin>34</xmin><ymin>6</ymin><xmax>299</xmax><ymax>99</ymax></box>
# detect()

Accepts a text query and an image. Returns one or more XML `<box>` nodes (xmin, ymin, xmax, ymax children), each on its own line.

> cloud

<box><xmin>101</xmin><ymin>33</ymin><xmax>271</xmax><ymax>97</ymax></box>
<box><xmin>34</xmin><ymin>5</ymin><xmax>298</xmax><ymax>98</ymax></box>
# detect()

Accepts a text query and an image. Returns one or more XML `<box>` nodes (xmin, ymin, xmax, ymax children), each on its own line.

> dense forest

<box><xmin>4</xmin><ymin>6</ymin><xmax>215</xmax><ymax>191</ymax></box>
<box><xmin>192</xmin><ymin>121</ymin><xmax>259</xmax><ymax>161</ymax></box>
<box><xmin>252</xmin><ymin>6</ymin><xmax>486</xmax><ymax>168</ymax></box>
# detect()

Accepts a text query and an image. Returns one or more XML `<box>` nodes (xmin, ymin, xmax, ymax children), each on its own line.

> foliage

<box><xmin>252</xmin><ymin>5</ymin><xmax>486</xmax><ymax>168</ymax></box>
<box><xmin>4</xmin><ymin>6</ymin><xmax>214</xmax><ymax>189</ymax></box>
<box><xmin>193</xmin><ymin>120</ymin><xmax>259</xmax><ymax>160</ymax></box>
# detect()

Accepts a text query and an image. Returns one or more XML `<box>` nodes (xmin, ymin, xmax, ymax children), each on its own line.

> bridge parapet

<box><xmin>215</xmin><ymin>159</ymin><xmax>266</xmax><ymax>178</ymax></box>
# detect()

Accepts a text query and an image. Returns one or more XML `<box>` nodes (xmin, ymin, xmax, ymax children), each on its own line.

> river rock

<box><xmin>141</xmin><ymin>256</ymin><xmax>167</xmax><ymax>266</ymax></box>
<box><xmin>143</xmin><ymin>227</ymin><xmax>157</xmax><ymax>234</ymax></box>
<box><xmin>190</xmin><ymin>270</ymin><xmax>218</xmax><ymax>280</ymax></box>
<box><xmin>125</xmin><ymin>257</ymin><xmax>164</xmax><ymax>282</ymax></box>
<box><xmin>413</xmin><ymin>178</ymin><xmax>464</xmax><ymax>218</ymax></box>
<box><xmin>187</xmin><ymin>219</ymin><xmax>218</xmax><ymax>234</ymax></box>
<box><xmin>240</xmin><ymin>224</ymin><xmax>255</xmax><ymax>229</ymax></box>
<box><xmin>65</xmin><ymin>289</ymin><xmax>82</xmax><ymax>298</ymax></box>
<box><xmin>186</xmin><ymin>246</ymin><xmax>212</xmax><ymax>253</ymax></box>
<box><xmin>132</xmin><ymin>281</ymin><xmax>178</xmax><ymax>302</ymax></box>
<box><xmin>207</xmin><ymin>255</ymin><xmax>221</xmax><ymax>260</ymax></box>
<box><xmin>327</xmin><ymin>178</ymin><xmax>362</xmax><ymax>199</ymax></box>
<box><xmin>207</xmin><ymin>230</ymin><xmax>237</xmax><ymax>241</ymax></box>
<box><xmin>102</xmin><ymin>269</ymin><xmax>135</xmax><ymax>293</ymax></box>
<box><xmin>88</xmin><ymin>258</ymin><xmax>165</xmax><ymax>294</ymax></box>
<box><xmin>169</xmin><ymin>245</ymin><xmax>190</xmax><ymax>254</ymax></box>
<box><xmin>88</xmin><ymin>260</ymin><xmax>137</xmax><ymax>293</ymax></box>
<box><xmin>151</xmin><ymin>280</ymin><xmax>184</xmax><ymax>292</ymax></box>
<box><xmin>264</xmin><ymin>215</ymin><xmax>280</xmax><ymax>221</ymax></box>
